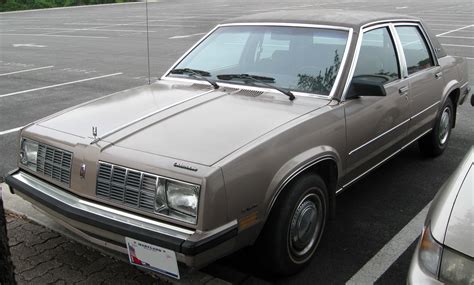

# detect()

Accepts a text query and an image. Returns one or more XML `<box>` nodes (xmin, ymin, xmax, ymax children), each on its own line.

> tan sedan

<box><xmin>5</xmin><ymin>10</ymin><xmax>470</xmax><ymax>278</ymax></box>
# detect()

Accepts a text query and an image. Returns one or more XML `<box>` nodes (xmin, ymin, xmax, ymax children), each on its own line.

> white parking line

<box><xmin>438</xmin><ymin>35</ymin><xmax>474</xmax><ymax>40</ymax></box>
<box><xmin>169</xmin><ymin>32</ymin><xmax>206</xmax><ymax>39</ymax></box>
<box><xmin>23</xmin><ymin>27</ymin><xmax>157</xmax><ymax>33</ymax></box>
<box><xmin>0</xmin><ymin>73</ymin><xmax>122</xmax><ymax>99</ymax></box>
<box><xmin>442</xmin><ymin>43</ymin><xmax>474</xmax><ymax>48</ymax></box>
<box><xmin>0</xmin><ymin>66</ymin><xmax>53</xmax><ymax>76</ymax></box>
<box><xmin>0</xmin><ymin>126</ymin><xmax>25</xmax><ymax>136</ymax></box>
<box><xmin>436</xmin><ymin>24</ymin><xmax>474</xmax><ymax>36</ymax></box>
<box><xmin>0</xmin><ymin>33</ymin><xmax>109</xmax><ymax>39</ymax></box>
<box><xmin>346</xmin><ymin>202</ymin><xmax>431</xmax><ymax>285</ymax></box>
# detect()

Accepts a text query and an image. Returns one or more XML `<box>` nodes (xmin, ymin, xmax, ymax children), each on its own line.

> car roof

<box><xmin>222</xmin><ymin>9</ymin><xmax>419</xmax><ymax>29</ymax></box>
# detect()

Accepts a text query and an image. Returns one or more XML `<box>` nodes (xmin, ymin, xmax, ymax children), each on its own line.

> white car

<box><xmin>408</xmin><ymin>146</ymin><xmax>474</xmax><ymax>284</ymax></box>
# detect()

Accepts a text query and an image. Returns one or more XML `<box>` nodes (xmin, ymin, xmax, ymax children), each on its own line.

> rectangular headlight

<box><xmin>166</xmin><ymin>180</ymin><xmax>200</xmax><ymax>217</ymax></box>
<box><xmin>154</xmin><ymin>178</ymin><xmax>200</xmax><ymax>224</ymax></box>
<box><xmin>20</xmin><ymin>139</ymin><xmax>39</xmax><ymax>171</ymax></box>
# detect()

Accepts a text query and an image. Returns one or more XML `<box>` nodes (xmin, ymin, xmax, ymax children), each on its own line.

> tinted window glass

<box><xmin>396</xmin><ymin>26</ymin><xmax>434</xmax><ymax>75</ymax></box>
<box><xmin>172</xmin><ymin>26</ymin><xmax>349</xmax><ymax>95</ymax></box>
<box><xmin>353</xmin><ymin>28</ymin><xmax>400</xmax><ymax>84</ymax></box>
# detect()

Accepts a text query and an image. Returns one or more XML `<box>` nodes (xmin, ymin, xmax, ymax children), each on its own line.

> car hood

<box><xmin>444</xmin><ymin>162</ymin><xmax>474</xmax><ymax>258</ymax></box>
<box><xmin>37</xmin><ymin>81</ymin><xmax>328</xmax><ymax>166</ymax></box>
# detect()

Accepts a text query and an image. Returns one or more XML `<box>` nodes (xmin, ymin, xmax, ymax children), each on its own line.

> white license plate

<box><xmin>125</xmin><ymin>237</ymin><xmax>180</xmax><ymax>279</ymax></box>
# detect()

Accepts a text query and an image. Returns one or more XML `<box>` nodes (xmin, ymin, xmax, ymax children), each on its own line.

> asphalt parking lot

<box><xmin>1</xmin><ymin>0</ymin><xmax>473</xmax><ymax>284</ymax></box>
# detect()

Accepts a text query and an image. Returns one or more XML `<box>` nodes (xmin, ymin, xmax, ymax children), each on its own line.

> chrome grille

<box><xmin>36</xmin><ymin>143</ymin><xmax>72</xmax><ymax>185</ymax></box>
<box><xmin>96</xmin><ymin>162</ymin><xmax>157</xmax><ymax>212</ymax></box>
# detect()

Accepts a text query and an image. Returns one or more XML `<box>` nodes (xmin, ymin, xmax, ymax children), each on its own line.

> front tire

<box><xmin>418</xmin><ymin>99</ymin><xmax>454</xmax><ymax>157</ymax></box>
<box><xmin>257</xmin><ymin>173</ymin><xmax>328</xmax><ymax>276</ymax></box>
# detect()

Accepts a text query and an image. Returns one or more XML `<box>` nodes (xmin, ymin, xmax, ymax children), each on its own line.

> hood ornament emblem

<box><xmin>92</xmin><ymin>126</ymin><xmax>98</xmax><ymax>139</ymax></box>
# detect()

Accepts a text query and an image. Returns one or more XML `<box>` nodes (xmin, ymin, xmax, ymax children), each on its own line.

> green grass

<box><xmin>0</xmin><ymin>0</ymin><xmax>136</xmax><ymax>12</ymax></box>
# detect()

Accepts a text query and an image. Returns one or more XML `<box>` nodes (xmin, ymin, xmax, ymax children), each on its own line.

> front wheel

<box><xmin>257</xmin><ymin>173</ymin><xmax>328</xmax><ymax>276</ymax></box>
<box><xmin>418</xmin><ymin>99</ymin><xmax>454</xmax><ymax>157</ymax></box>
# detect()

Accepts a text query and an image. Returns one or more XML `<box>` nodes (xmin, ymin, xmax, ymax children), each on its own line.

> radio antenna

<box><xmin>145</xmin><ymin>0</ymin><xmax>151</xmax><ymax>85</ymax></box>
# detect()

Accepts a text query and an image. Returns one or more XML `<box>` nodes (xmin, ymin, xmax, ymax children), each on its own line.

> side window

<box><xmin>353</xmin><ymin>27</ymin><xmax>400</xmax><ymax>84</ymax></box>
<box><xmin>396</xmin><ymin>26</ymin><xmax>434</xmax><ymax>75</ymax></box>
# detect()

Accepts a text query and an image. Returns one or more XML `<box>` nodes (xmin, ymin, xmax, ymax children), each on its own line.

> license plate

<box><xmin>125</xmin><ymin>237</ymin><xmax>180</xmax><ymax>279</ymax></box>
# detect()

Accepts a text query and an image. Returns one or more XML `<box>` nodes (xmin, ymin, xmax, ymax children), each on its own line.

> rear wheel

<box><xmin>419</xmin><ymin>99</ymin><xmax>454</xmax><ymax>157</ymax></box>
<box><xmin>257</xmin><ymin>173</ymin><xmax>328</xmax><ymax>276</ymax></box>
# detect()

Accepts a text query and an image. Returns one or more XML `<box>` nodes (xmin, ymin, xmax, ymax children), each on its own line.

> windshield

<box><xmin>169</xmin><ymin>25</ymin><xmax>349</xmax><ymax>96</ymax></box>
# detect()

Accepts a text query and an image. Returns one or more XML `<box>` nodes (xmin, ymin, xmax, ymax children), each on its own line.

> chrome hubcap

<box><xmin>439</xmin><ymin>107</ymin><xmax>450</xmax><ymax>145</ymax></box>
<box><xmin>289</xmin><ymin>193</ymin><xmax>323</xmax><ymax>261</ymax></box>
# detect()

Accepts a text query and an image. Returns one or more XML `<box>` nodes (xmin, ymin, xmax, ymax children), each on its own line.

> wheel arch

<box><xmin>263</xmin><ymin>147</ymin><xmax>341</xmax><ymax>224</ymax></box>
<box><xmin>441</xmin><ymin>80</ymin><xmax>461</xmax><ymax>128</ymax></box>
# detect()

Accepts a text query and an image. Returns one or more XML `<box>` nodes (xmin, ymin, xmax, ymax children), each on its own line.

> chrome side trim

<box><xmin>337</xmin><ymin>128</ymin><xmax>432</xmax><ymax>194</ymax></box>
<box><xmin>266</xmin><ymin>156</ymin><xmax>336</xmax><ymax>216</ymax></box>
<box><xmin>12</xmin><ymin>171</ymin><xmax>195</xmax><ymax>238</ymax></box>
<box><xmin>348</xmin><ymin>100</ymin><xmax>440</xmax><ymax>156</ymax></box>
<box><xmin>410</xmin><ymin>101</ymin><xmax>440</xmax><ymax>120</ymax></box>
<box><xmin>90</xmin><ymin>89</ymin><xmax>214</xmax><ymax>144</ymax></box>
<box><xmin>348</xmin><ymin>118</ymin><xmax>410</xmax><ymax>156</ymax></box>
<box><xmin>389</xmin><ymin>23</ymin><xmax>409</xmax><ymax>79</ymax></box>
<box><xmin>161</xmin><ymin>23</ymin><xmax>354</xmax><ymax>100</ymax></box>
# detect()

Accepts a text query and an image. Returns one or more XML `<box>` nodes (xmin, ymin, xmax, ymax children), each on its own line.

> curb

<box><xmin>0</xmin><ymin>182</ymin><xmax>230</xmax><ymax>285</ymax></box>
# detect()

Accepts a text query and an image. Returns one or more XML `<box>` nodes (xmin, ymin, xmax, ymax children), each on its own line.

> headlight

<box><xmin>418</xmin><ymin>224</ymin><xmax>443</xmax><ymax>276</ymax></box>
<box><xmin>166</xmin><ymin>181</ymin><xmax>199</xmax><ymax>217</ymax></box>
<box><xmin>439</xmin><ymin>247</ymin><xmax>474</xmax><ymax>284</ymax></box>
<box><xmin>154</xmin><ymin>178</ymin><xmax>200</xmax><ymax>224</ymax></box>
<box><xmin>20</xmin><ymin>139</ymin><xmax>39</xmax><ymax>171</ymax></box>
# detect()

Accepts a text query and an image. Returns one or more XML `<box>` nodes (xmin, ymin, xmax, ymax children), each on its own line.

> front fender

<box><xmin>263</xmin><ymin>146</ymin><xmax>341</xmax><ymax>219</ymax></box>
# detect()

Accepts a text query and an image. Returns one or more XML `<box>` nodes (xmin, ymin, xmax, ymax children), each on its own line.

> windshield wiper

<box><xmin>216</xmin><ymin>73</ymin><xmax>295</xmax><ymax>101</ymax></box>
<box><xmin>169</xmin><ymin>68</ymin><xmax>219</xmax><ymax>89</ymax></box>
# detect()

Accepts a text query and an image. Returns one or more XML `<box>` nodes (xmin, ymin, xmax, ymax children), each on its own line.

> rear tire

<box><xmin>257</xmin><ymin>173</ymin><xmax>328</xmax><ymax>276</ymax></box>
<box><xmin>418</xmin><ymin>99</ymin><xmax>454</xmax><ymax>157</ymax></box>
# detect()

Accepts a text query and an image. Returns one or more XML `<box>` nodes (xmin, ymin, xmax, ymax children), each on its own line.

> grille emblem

<box><xmin>80</xmin><ymin>164</ymin><xmax>86</xmax><ymax>179</ymax></box>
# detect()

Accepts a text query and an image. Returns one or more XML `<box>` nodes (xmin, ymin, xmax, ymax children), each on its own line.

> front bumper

<box><xmin>5</xmin><ymin>170</ymin><xmax>238</xmax><ymax>267</ymax></box>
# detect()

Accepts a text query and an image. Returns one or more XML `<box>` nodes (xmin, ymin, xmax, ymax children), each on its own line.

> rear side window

<box><xmin>396</xmin><ymin>26</ymin><xmax>434</xmax><ymax>75</ymax></box>
<box><xmin>353</xmin><ymin>27</ymin><xmax>400</xmax><ymax>84</ymax></box>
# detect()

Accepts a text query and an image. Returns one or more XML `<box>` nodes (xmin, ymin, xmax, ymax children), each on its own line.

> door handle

<box><xmin>399</xmin><ymin>86</ymin><xmax>409</xmax><ymax>95</ymax></box>
<box><xmin>435</xmin><ymin>72</ymin><xmax>443</xmax><ymax>79</ymax></box>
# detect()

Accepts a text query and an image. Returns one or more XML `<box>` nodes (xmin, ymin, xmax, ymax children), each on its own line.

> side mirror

<box><xmin>346</xmin><ymin>78</ymin><xmax>387</xmax><ymax>99</ymax></box>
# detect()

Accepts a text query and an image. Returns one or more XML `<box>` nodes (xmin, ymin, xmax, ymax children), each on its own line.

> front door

<box><xmin>343</xmin><ymin>26</ymin><xmax>410</xmax><ymax>184</ymax></box>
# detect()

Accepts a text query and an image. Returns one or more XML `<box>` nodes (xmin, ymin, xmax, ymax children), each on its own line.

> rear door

<box><xmin>343</xmin><ymin>25</ymin><xmax>410</xmax><ymax>181</ymax></box>
<box><xmin>394</xmin><ymin>24</ymin><xmax>444</xmax><ymax>142</ymax></box>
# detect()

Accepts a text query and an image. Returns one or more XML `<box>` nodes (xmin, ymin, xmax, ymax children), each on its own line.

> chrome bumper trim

<box><xmin>12</xmin><ymin>171</ymin><xmax>194</xmax><ymax>239</ymax></box>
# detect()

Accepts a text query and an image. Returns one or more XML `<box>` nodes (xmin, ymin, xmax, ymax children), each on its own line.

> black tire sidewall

<box><xmin>259</xmin><ymin>174</ymin><xmax>328</xmax><ymax>275</ymax></box>
<box><xmin>419</xmin><ymin>98</ymin><xmax>454</xmax><ymax>157</ymax></box>
<box><xmin>431</xmin><ymin>99</ymin><xmax>454</xmax><ymax>154</ymax></box>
